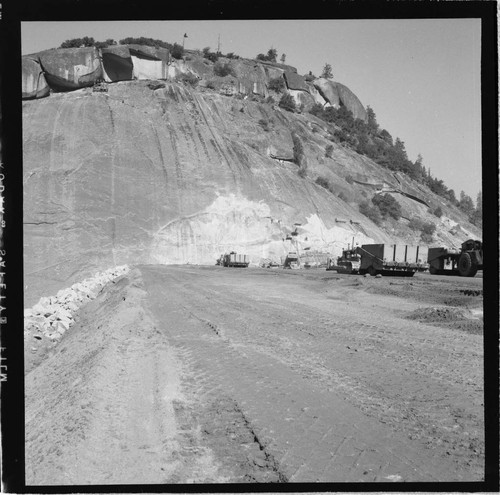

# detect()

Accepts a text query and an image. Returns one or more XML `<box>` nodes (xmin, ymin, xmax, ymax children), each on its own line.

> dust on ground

<box><xmin>25</xmin><ymin>265</ymin><xmax>484</xmax><ymax>484</ymax></box>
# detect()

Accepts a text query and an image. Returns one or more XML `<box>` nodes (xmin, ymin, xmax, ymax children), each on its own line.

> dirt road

<box><xmin>25</xmin><ymin>265</ymin><xmax>484</xmax><ymax>484</ymax></box>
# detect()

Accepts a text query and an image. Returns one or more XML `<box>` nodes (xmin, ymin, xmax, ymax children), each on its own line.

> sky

<box><xmin>21</xmin><ymin>19</ymin><xmax>482</xmax><ymax>200</ymax></box>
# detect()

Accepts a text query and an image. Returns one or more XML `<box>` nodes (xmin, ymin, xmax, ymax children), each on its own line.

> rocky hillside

<box><xmin>23</xmin><ymin>48</ymin><xmax>481</xmax><ymax>306</ymax></box>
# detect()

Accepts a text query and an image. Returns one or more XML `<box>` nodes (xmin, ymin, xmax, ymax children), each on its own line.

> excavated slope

<box><xmin>23</xmin><ymin>80</ymin><xmax>480</xmax><ymax>306</ymax></box>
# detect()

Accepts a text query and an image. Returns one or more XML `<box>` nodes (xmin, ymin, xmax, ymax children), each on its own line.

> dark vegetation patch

<box><xmin>405</xmin><ymin>306</ymin><xmax>469</xmax><ymax>322</ymax></box>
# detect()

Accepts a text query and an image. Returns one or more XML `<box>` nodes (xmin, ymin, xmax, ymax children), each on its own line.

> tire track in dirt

<box><xmin>139</xmin><ymin>265</ymin><xmax>481</xmax><ymax>482</ymax></box>
<box><xmin>144</xmin><ymin>266</ymin><xmax>484</xmax><ymax>480</ymax></box>
<box><xmin>25</xmin><ymin>270</ymin><xmax>230</xmax><ymax>485</ymax></box>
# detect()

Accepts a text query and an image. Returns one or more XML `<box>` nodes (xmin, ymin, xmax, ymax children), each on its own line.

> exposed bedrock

<box><xmin>23</xmin><ymin>81</ymin><xmax>386</xmax><ymax>305</ymax></box>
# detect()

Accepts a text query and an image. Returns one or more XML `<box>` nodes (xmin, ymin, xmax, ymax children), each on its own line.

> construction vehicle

<box><xmin>356</xmin><ymin>243</ymin><xmax>429</xmax><ymax>276</ymax></box>
<box><xmin>283</xmin><ymin>251</ymin><xmax>300</xmax><ymax>269</ymax></box>
<box><xmin>427</xmin><ymin>239</ymin><xmax>482</xmax><ymax>277</ymax></box>
<box><xmin>326</xmin><ymin>248</ymin><xmax>362</xmax><ymax>274</ymax></box>
<box><xmin>216</xmin><ymin>251</ymin><xmax>250</xmax><ymax>268</ymax></box>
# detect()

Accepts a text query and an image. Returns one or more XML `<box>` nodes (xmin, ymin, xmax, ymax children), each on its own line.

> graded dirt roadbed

<box><xmin>25</xmin><ymin>265</ymin><xmax>484</xmax><ymax>485</ymax></box>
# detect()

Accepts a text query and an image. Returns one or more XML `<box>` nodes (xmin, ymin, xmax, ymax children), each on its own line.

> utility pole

<box><xmin>217</xmin><ymin>34</ymin><xmax>221</xmax><ymax>54</ymax></box>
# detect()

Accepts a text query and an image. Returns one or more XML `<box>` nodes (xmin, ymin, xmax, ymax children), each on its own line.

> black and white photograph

<box><xmin>1</xmin><ymin>1</ymin><xmax>498</xmax><ymax>491</ymax></box>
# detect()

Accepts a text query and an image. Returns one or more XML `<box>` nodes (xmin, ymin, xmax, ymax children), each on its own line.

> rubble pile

<box><xmin>24</xmin><ymin>265</ymin><xmax>130</xmax><ymax>342</ymax></box>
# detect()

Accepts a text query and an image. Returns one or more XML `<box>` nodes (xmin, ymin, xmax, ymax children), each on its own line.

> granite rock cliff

<box><xmin>23</xmin><ymin>49</ymin><xmax>481</xmax><ymax>305</ymax></box>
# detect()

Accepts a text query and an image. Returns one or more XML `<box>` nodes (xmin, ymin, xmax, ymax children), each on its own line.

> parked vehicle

<box><xmin>356</xmin><ymin>243</ymin><xmax>429</xmax><ymax>277</ymax></box>
<box><xmin>283</xmin><ymin>251</ymin><xmax>300</xmax><ymax>269</ymax></box>
<box><xmin>217</xmin><ymin>252</ymin><xmax>250</xmax><ymax>268</ymax></box>
<box><xmin>326</xmin><ymin>249</ymin><xmax>361</xmax><ymax>274</ymax></box>
<box><xmin>427</xmin><ymin>239</ymin><xmax>482</xmax><ymax>277</ymax></box>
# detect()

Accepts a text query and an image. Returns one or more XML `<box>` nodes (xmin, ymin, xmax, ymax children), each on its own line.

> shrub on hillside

<box><xmin>170</xmin><ymin>43</ymin><xmax>184</xmax><ymax>59</ymax></box>
<box><xmin>338</xmin><ymin>191</ymin><xmax>349</xmax><ymax>202</ymax></box>
<box><xmin>175</xmin><ymin>72</ymin><xmax>199</xmax><ymax>87</ymax></box>
<box><xmin>278</xmin><ymin>93</ymin><xmax>296</xmax><ymax>112</ymax></box>
<box><xmin>359</xmin><ymin>201</ymin><xmax>382</xmax><ymax>226</ymax></box>
<box><xmin>315</xmin><ymin>176</ymin><xmax>332</xmax><ymax>191</ymax></box>
<box><xmin>60</xmin><ymin>37</ymin><xmax>96</xmax><ymax>48</ymax></box>
<box><xmin>292</xmin><ymin>132</ymin><xmax>308</xmax><ymax>177</ymax></box>
<box><xmin>268</xmin><ymin>76</ymin><xmax>285</xmax><ymax>93</ymax></box>
<box><xmin>258</xmin><ymin>119</ymin><xmax>271</xmax><ymax>131</ymax></box>
<box><xmin>408</xmin><ymin>218</ymin><xmax>436</xmax><ymax>240</ymax></box>
<box><xmin>213</xmin><ymin>61</ymin><xmax>235</xmax><ymax>77</ymax></box>
<box><xmin>432</xmin><ymin>206</ymin><xmax>443</xmax><ymax>217</ymax></box>
<box><xmin>202</xmin><ymin>47</ymin><xmax>219</xmax><ymax>62</ymax></box>
<box><xmin>325</xmin><ymin>144</ymin><xmax>334</xmax><ymax>158</ymax></box>
<box><xmin>371</xmin><ymin>193</ymin><xmax>402</xmax><ymax>220</ymax></box>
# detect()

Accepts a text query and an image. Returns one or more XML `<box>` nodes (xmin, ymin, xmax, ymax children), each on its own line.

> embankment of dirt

<box><xmin>24</xmin><ymin>265</ymin><xmax>130</xmax><ymax>373</ymax></box>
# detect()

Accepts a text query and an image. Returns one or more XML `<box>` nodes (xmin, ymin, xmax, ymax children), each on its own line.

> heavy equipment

<box><xmin>326</xmin><ymin>248</ymin><xmax>362</xmax><ymax>274</ymax></box>
<box><xmin>427</xmin><ymin>239</ymin><xmax>482</xmax><ymax>277</ymax></box>
<box><xmin>356</xmin><ymin>243</ymin><xmax>429</xmax><ymax>277</ymax></box>
<box><xmin>216</xmin><ymin>252</ymin><xmax>250</xmax><ymax>268</ymax></box>
<box><xmin>283</xmin><ymin>251</ymin><xmax>300</xmax><ymax>269</ymax></box>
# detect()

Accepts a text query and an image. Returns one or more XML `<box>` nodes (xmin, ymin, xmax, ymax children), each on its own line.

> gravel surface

<box><xmin>25</xmin><ymin>265</ymin><xmax>484</xmax><ymax>485</ymax></box>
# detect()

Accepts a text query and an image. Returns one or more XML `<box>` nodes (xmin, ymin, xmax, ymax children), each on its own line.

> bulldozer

<box><xmin>427</xmin><ymin>239</ymin><xmax>483</xmax><ymax>277</ymax></box>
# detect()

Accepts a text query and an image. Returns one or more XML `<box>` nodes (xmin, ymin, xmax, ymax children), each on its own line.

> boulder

<box><xmin>262</xmin><ymin>65</ymin><xmax>285</xmax><ymax>81</ymax></box>
<box><xmin>335</xmin><ymin>82</ymin><xmax>368</xmax><ymax>122</ymax></box>
<box><xmin>312</xmin><ymin>78</ymin><xmax>367</xmax><ymax>122</ymax></box>
<box><xmin>22</xmin><ymin>56</ymin><xmax>50</xmax><ymax>100</ymax></box>
<box><xmin>313</xmin><ymin>78</ymin><xmax>341</xmax><ymax>107</ymax></box>
<box><xmin>100</xmin><ymin>45</ymin><xmax>134</xmax><ymax>82</ymax></box>
<box><xmin>229</xmin><ymin>59</ymin><xmax>268</xmax><ymax>96</ymax></box>
<box><xmin>37</xmin><ymin>47</ymin><xmax>103</xmax><ymax>91</ymax></box>
<box><xmin>306</xmin><ymin>83</ymin><xmax>328</xmax><ymax>107</ymax></box>
<box><xmin>288</xmin><ymin>89</ymin><xmax>317</xmax><ymax>112</ymax></box>
<box><xmin>283</xmin><ymin>71</ymin><xmax>308</xmax><ymax>92</ymax></box>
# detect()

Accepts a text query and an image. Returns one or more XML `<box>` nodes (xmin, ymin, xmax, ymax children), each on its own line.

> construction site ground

<box><xmin>25</xmin><ymin>265</ymin><xmax>485</xmax><ymax>485</ymax></box>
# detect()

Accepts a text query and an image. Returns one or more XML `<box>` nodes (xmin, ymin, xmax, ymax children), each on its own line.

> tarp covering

<box><xmin>100</xmin><ymin>46</ymin><xmax>134</xmax><ymax>82</ymax></box>
<box><xmin>127</xmin><ymin>44</ymin><xmax>170</xmax><ymax>62</ymax></box>
<box><xmin>37</xmin><ymin>47</ymin><xmax>103</xmax><ymax>91</ymax></box>
<box><xmin>131</xmin><ymin>56</ymin><xmax>168</xmax><ymax>80</ymax></box>
<box><xmin>283</xmin><ymin>71</ymin><xmax>308</xmax><ymax>91</ymax></box>
<box><xmin>128</xmin><ymin>44</ymin><xmax>169</xmax><ymax>80</ymax></box>
<box><xmin>22</xmin><ymin>56</ymin><xmax>50</xmax><ymax>99</ymax></box>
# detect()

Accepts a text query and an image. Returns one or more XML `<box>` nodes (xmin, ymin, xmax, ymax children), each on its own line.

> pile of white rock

<box><xmin>24</xmin><ymin>265</ymin><xmax>130</xmax><ymax>341</ymax></box>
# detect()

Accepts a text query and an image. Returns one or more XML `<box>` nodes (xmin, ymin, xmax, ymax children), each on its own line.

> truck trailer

<box><xmin>217</xmin><ymin>252</ymin><xmax>250</xmax><ymax>268</ymax></box>
<box><xmin>356</xmin><ymin>243</ymin><xmax>429</xmax><ymax>276</ymax></box>
<box><xmin>427</xmin><ymin>239</ymin><xmax>482</xmax><ymax>277</ymax></box>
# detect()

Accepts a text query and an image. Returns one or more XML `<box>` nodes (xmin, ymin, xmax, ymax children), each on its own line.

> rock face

<box><xmin>22</xmin><ymin>56</ymin><xmax>50</xmax><ymax>99</ymax></box>
<box><xmin>283</xmin><ymin>71</ymin><xmax>308</xmax><ymax>91</ymax></box>
<box><xmin>335</xmin><ymin>82</ymin><xmax>368</xmax><ymax>122</ymax></box>
<box><xmin>20</xmin><ymin>46</ymin><xmax>368</xmax><ymax>121</ymax></box>
<box><xmin>313</xmin><ymin>78</ymin><xmax>341</xmax><ymax>107</ymax></box>
<box><xmin>22</xmin><ymin>54</ymin><xmax>480</xmax><ymax>306</ymax></box>
<box><xmin>23</xmin><ymin>80</ymin><xmax>389</xmax><ymax>305</ymax></box>
<box><xmin>37</xmin><ymin>47</ymin><xmax>103</xmax><ymax>91</ymax></box>
<box><xmin>312</xmin><ymin>78</ymin><xmax>368</xmax><ymax>121</ymax></box>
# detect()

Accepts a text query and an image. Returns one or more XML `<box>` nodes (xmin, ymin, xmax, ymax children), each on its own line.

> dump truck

<box><xmin>216</xmin><ymin>252</ymin><xmax>250</xmax><ymax>268</ymax></box>
<box><xmin>356</xmin><ymin>243</ymin><xmax>429</xmax><ymax>276</ymax></box>
<box><xmin>326</xmin><ymin>248</ymin><xmax>362</xmax><ymax>274</ymax></box>
<box><xmin>427</xmin><ymin>239</ymin><xmax>482</xmax><ymax>277</ymax></box>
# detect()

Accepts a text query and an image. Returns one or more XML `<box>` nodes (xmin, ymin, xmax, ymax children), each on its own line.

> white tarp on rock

<box><xmin>131</xmin><ymin>56</ymin><xmax>168</xmax><ymax>80</ymax></box>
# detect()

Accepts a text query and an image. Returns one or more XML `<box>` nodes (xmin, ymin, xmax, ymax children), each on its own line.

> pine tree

<box><xmin>321</xmin><ymin>63</ymin><xmax>334</xmax><ymax>79</ymax></box>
